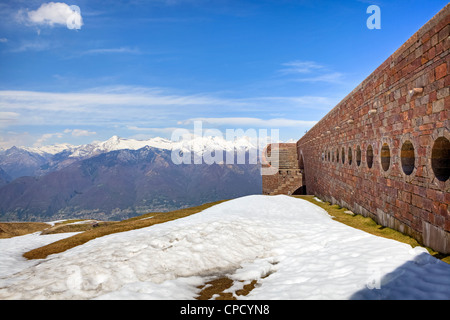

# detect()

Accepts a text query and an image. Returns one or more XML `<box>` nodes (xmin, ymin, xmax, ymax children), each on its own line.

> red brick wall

<box><xmin>262</xmin><ymin>143</ymin><xmax>303</xmax><ymax>195</ymax></box>
<box><xmin>296</xmin><ymin>5</ymin><xmax>450</xmax><ymax>253</ymax></box>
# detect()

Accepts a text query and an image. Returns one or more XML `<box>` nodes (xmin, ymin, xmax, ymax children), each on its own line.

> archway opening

<box><xmin>292</xmin><ymin>186</ymin><xmax>306</xmax><ymax>195</ymax></box>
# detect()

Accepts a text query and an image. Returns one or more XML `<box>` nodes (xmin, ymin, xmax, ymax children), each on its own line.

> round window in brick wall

<box><xmin>367</xmin><ymin>145</ymin><xmax>373</xmax><ymax>169</ymax></box>
<box><xmin>381</xmin><ymin>143</ymin><xmax>391</xmax><ymax>171</ymax></box>
<box><xmin>431</xmin><ymin>137</ymin><xmax>450</xmax><ymax>182</ymax></box>
<box><xmin>348</xmin><ymin>147</ymin><xmax>353</xmax><ymax>165</ymax></box>
<box><xmin>356</xmin><ymin>146</ymin><xmax>361</xmax><ymax>166</ymax></box>
<box><xmin>401</xmin><ymin>140</ymin><xmax>415</xmax><ymax>175</ymax></box>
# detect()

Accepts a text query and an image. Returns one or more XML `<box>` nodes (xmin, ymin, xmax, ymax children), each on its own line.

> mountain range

<box><xmin>0</xmin><ymin>136</ymin><xmax>262</xmax><ymax>221</ymax></box>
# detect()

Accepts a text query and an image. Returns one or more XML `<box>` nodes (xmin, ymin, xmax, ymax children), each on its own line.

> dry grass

<box><xmin>0</xmin><ymin>222</ymin><xmax>50</xmax><ymax>239</ymax></box>
<box><xmin>41</xmin><ymin>221</ymin><xmax>117</xmax><ymax>235</ymax></box>
<box><xmin>23</xmin><ymin>200</ymin><xmax>227</xmax><ymax>260</ymax></box>
<box><xmin>196</xmin><ymin>277</ymin><xmax>258</xmax><ymax>300</ymax></box>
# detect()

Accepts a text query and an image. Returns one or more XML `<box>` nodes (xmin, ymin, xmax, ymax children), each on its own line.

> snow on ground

<box><xmin>0</xmin><ymin>195</ymin><xmax>449</xmax><ymax>300</ymax></box>
<box><xmin>0</xmin><ymin>232</ymin><xmax>80</xmax><ymax>282</ymax></box>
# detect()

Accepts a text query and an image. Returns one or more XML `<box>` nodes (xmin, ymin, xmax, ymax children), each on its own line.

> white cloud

<box><xmin>279</xmin><ymin>60</ymin><xmax>346</xmax><ymax>84</ymax></box>
<box><xmin>0</xmin><ymin>87</ymin><xmax>331</xmax><ymax>148</ymax></box>
<box><xmin>64</xmin><ymin>129</ymin><xmax>97</xmax><ymax>137</ymax></box>
<box><xmin>127</xmin><ymin>126</ymin><xmax>181</xmax><ymax>133</ymax></box>
<box><xmin>82</xmin><ymin>47</ymin><xmax>142</xmax><ymax>55</ymax></box>
<box><xmin>9</xmin><ymin>40</ymin><xmax>52</xmax><ymax>52</ymax></box>
<box><xmin>0</xmin><ymin>87</ymin><xmax>244</xmax><ymax>113</ymax></box>
<box><xmin>0</xmin><ymin>112</ymin><xmax>20</xmax><ymax>130</ymax></box>
<box><xmin>180</xmin><ymin>117</ymin><xmax>317</xmax><ymax>128</ymax></box>
<box><xmin>34</xmin><ymin>132</ymin><xmax>64</xmax><ymax>146</ymax></box>
<box><xmin>26</xmin><ymin>2</ymin><xmax>83</xmax><ymax>30</ymax></box>
<box><xmin>0</xmin><ymin>38</ymin><xmax>7</xmax><ymax>43</ymax></box>
<box><xmin>294</xmin><ymin>72</ymin><xmax>345</xmax><ymax>84</ymax></box>
<box><xmin>0</xmin><ymin>112</ymin><xmax>19</xmax><ymax>121</ymax></box>
<box><xmin>279</xmin><ymin>60</ymin><xmax>324</xmax><ymax>74</ymax></box>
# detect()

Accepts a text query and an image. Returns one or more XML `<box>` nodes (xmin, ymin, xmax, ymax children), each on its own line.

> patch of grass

<box><xmin>0</xmin><ymin>222</ymin><xmax>50</xmax><ymax>239</ymax></box>
<box><xmin>23</xmin><ymin>200</ymin><xmax>228</xmax><ymax>260</ymax></box>
<box><xmin>196</xmin><ymin>277</ymin><xmax>235</xmax><ymax>300</ymax></box>
<box><xmin>41</xmin><ymin>221</ymin><xmax>117</xmax><ymax>235</ymax></box>
<box><xmin>196</xmin><ymin>277</ymin><xmax>258</xmax><ymax>300</ymax></box>
<box><xmin>293</xmin><ymin>195</ymin><xmax>449</xmax><ymax>263</ymax></box>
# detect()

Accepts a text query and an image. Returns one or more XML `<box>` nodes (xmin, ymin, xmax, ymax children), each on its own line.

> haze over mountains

<box><xmin>0</xmin><ymin>136</ymin><xmax>263</xmax><ymax>221</ymax></box>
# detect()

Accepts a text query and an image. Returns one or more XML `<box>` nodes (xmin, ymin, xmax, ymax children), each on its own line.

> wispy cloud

<box><xmin>0</xmin><ymin>86</ymin><xmax>332</xmax><ymax>147</ymax></box>
<box><xmin>0</xmin><ymin>111</ymin><xmax>20</xmax><ymax>126</ymax></box>
<box><xmin>179</xmin><ymin>117</ymin><xmax>317</xmax><ymax>128</ymax></box>
<box><xmin>294</xmin><ymin>72</ymin><xmax>345</xmax><ymax>84</ymax></box>
<box><xmin>279</xmin><ymin>60</ymin><xmax>324</xmax><ymax>74</ymax></box>
<box><xmin>34</xmin><ymin>132</ymin><xmax>64</xmax><ymax>146</ymax></box>
<box><xmin>81</xmin><ymin>47</ymin><xmax>142</xmax><ymax>55</ymax></box>
<box><xmin>64</xmin><ymin>129</ymin><xmax>97</xmax><ymax>137</ymax></box>
<box><xmin>8</xmin><ymin>40</ymin><xmax>52</xmax><ymax>52</ymax></box>
<box><xmin>0</xmin><ymin>87</ymin><xmax>233</xmax><ymax>112</ymax></box>
<box><xmin>0</xmin><ymin>38</ymin><xmax>7</xmax><ymax>43</ymax></box>
<box><xmin>0</xmin><ymin>87</ymin><xmax>246</xmax><ymax>128</ymax></box>
<box><xmin>279</xmin><ymin>60</ymin><xmax>346</xmax><ymax>84</ymax></box>
<box><xmin>127</xmin><ymin>126</ymin><xmax>181</xmax><ymax>133</ymax></box>
<box><xmin>0</xmin><ymin>86</ymin><xmax>334</xmax><ymax>124</ymax></box>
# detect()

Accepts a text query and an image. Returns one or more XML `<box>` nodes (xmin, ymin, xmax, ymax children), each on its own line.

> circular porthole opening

<box><xmin>401</xmin><ymin>141</ymin><xmax>415</xmax><ymax>175</ymax></box>
<box><xmin>431</xmin><ymin>137</ymin><xmax>450</xmax><ymax>182</ymax></box>
<box><xmin>348</xmin><ymin>147</ymin><xmax>353</xmax><ymax>165</ymax></box>
<box><xmin>356</xmin><ymin>146</ymin><xmax>361</xmax><ymax>166</ymax></box>
<box><xmin>381</xmin><ymin>143</ymin><xmax>391</xmax><ymax>171</ymax></box>
<box><xmin>367</xmin><ymin>145</ymin><xmax>373</xmax><ymax>169</ymax></box>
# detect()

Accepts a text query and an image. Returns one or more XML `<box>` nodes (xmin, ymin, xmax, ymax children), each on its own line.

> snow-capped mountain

<box><xmin>22</xmin><ymin>143</ymin><xmax>77</xmax><ymax>156</ymax></box>
<box><xmin>0</xmin><ymin>135</ymin><xmax>261</xmax><ymax>180</ymax></box>
<box><xmin>0</xmin><ymin>136</ymin><xmax>263</xmax><ymax>221</ymax></box>
<box><xmin>22</xmin><ymin>135</ymin><xmax>259</xmax><ymax>159</ymax></box>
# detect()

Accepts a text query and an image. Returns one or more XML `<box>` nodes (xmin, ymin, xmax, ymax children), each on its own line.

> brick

<box><xmin>435</xmin><ymin>63</ymin><xmax>447</xmax><ymax>80</ymax></box>
<box><xmin>439</xmin><ymin>204</ymin><xmax>448</xmax><ymax>217</ymax></box>
<box><xmin>437</xmin><ymin>87</ymin><xmax>449</xmax><ymax>99</ymax></box>
<box><xmin>412</xmin><ymin>194</ymin><xmax>423</xmax><ymax>207</ymax></box>
<box><xmin>432</xmin><ymin>99</ymin><xmax>445</xmax><ymax>113</ymax></box>
<box><xmin>438</xmin><ymin>24</ymin><xmax>450</xmax><ymax>42</ymax></box>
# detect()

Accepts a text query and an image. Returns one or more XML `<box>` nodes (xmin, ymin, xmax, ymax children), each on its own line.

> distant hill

<box><xmin>0</xmin><ymin>137</ymin><xmax>262</xmax><ymax>221</ymax></box>
<box><xmin>0</xmin><ymin>167</ymin><xmax>10</xmax><ymax>188</ymax></box>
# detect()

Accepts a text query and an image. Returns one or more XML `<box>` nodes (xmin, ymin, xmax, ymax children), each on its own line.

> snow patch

<box><xmin>0</xmin><ymin>195</ymin><xmax>449</xmax><ymax>300</ymax></box>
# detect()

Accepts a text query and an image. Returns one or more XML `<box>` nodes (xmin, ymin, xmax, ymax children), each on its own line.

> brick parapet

<box><xmin>291</xmin><ymin>5</ymin><xmax>450</xmax><ymax>253</ymax></box>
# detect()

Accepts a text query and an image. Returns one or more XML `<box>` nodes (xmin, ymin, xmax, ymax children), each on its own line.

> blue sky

<box><xmin>0</xmin><ymin>0</ymin><xmax>447</xmax><ymax>147</ymax></box>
